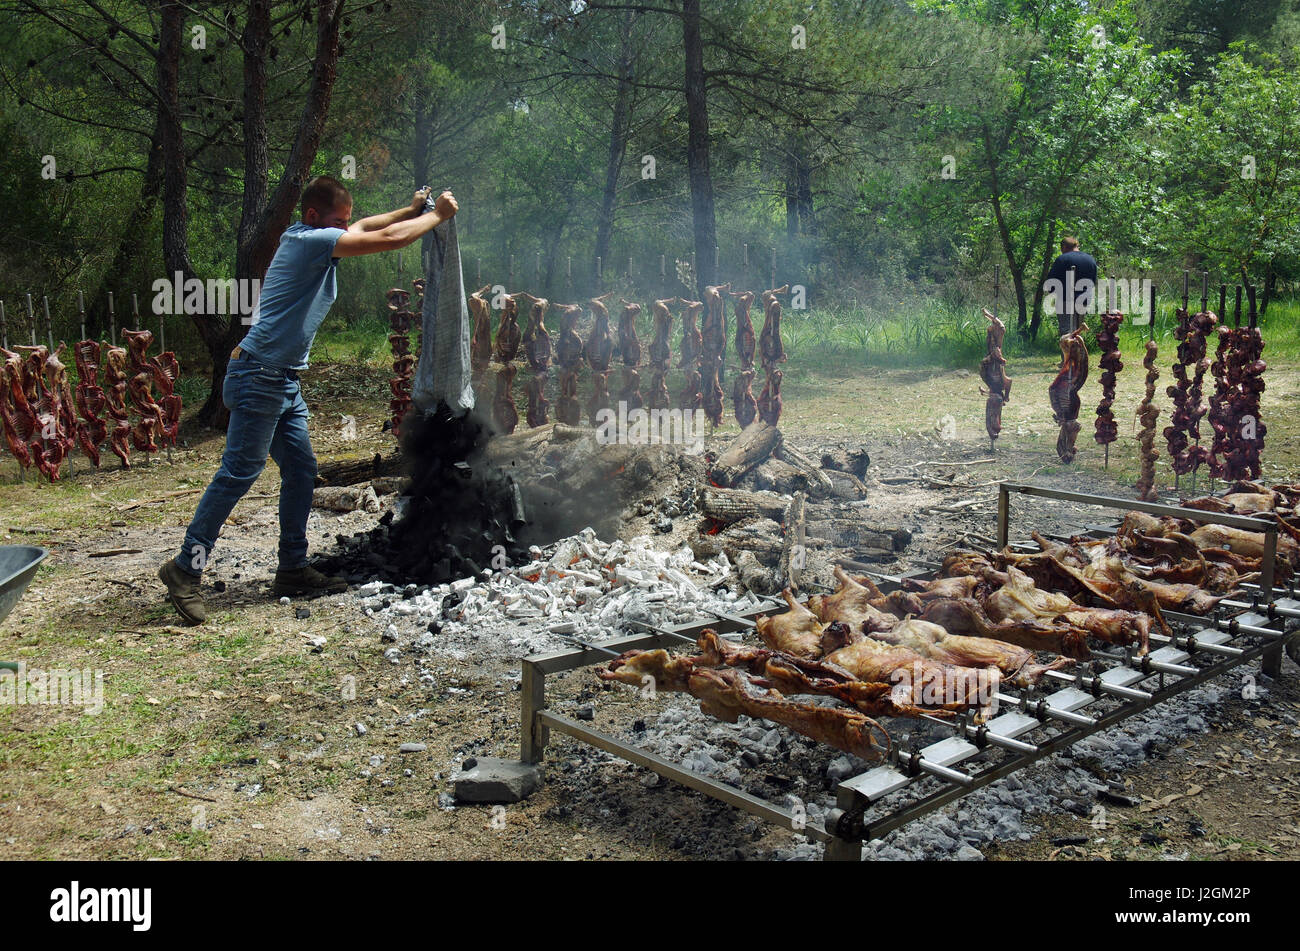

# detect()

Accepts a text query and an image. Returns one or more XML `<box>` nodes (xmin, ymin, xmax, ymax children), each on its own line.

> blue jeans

<box><xmin>175</xmin><ymin>359</ymin><xmax>318</xmax><ymax>577</ymax></box>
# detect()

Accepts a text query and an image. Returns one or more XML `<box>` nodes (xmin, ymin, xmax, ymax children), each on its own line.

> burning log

<box><xmin>778</xmin><ymin>490</ymin><xmax>807</xmax><ymax>591</ymax></box>
<box><xmin>697</xmin><ymin>484</ymin><xmax>791</xmax><ymax>523</ymax></box>
<box><xmin>709</xmin><ymin>420</ymin><xmax>782</xmax><ymax>487</ymax></box>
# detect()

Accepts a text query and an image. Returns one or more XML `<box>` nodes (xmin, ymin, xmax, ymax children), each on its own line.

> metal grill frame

<box><xmin>518</xmin><ymin>482</ymin><xmax>1297</xmax><ymax>859</ymax></box>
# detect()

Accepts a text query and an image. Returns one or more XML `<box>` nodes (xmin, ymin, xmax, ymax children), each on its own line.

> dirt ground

<box><xmin>1</xmin><ymin>354</ymin><xmax>1297</xmax><ymax>860</ymax></box>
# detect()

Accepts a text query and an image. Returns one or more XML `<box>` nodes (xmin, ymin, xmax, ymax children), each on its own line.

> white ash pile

<box><xmin>355</xmin><ymin>527</ymin><xmax>771</xmax><ymax>662</ymax></box>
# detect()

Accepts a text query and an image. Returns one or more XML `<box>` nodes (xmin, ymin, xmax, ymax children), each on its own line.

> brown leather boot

<box><xmin>158</xmin><ymin>559</ymin><xmax>207</xmax><ymax>625</ymax></box>
<box><xmin>273</xmin><ymin>564</ymin><xmax>348</xmax><ymax>598</ymax></box>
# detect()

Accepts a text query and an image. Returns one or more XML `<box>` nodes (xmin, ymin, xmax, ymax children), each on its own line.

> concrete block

<box><xmin>453</xmin><ymin>757</ymin><xmax>542</xmax><ymax>804</ymax></box>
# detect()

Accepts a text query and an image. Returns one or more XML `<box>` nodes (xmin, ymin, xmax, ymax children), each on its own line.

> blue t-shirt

<box><xmin>238</xmin><ymin>222</ymin><xmax>346</xmax><ymax>370</ymax></box>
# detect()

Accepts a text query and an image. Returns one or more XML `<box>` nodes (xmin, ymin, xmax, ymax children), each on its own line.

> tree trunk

<box><xmin>682</xmin><ymin>0</ymin><xmax>717</xmax><ymax>297</ymax></box>
<box><xmin>183</xmin><ymin>0</ymin><xmax>343</xmax><ymax>430</ymax></box>
<box><xmin>95</xmin><ymin>120</ymin><xmax>163</xmax><ymax>341</ymax></box>
<box><xmin>595</xmin><ymin>12</ymin><xmax>636</xmax><ymax>278</ymax></box>
<box><xmin>1028</xmin><ymin>221</ymin><xmax>1056</xmax><ymax>341</ymax></box>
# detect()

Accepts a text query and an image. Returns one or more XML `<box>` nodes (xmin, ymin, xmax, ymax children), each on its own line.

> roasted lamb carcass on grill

<box><xmin>700</xmin><ymin>354</ymin><xmax>724</xmax><ymax>426</ymax></box>
<box><xmin>756</xmin><ymin>589</ymin><xmax>826</xmax><ymax>658</ymax></box>
<box><xmin>1048</xmin><ymin>323</ymin><xmax>1089</xmax><ymax>463</ymax></box>
<box><xmin>759</xmin><ymin>285</ymin><xmax>788</xmax><ymax>369</ymax></box>
<box><xmin>694</xmin><ymin>630</ymin><xmax>949</xmax><ymax>719</ymax></box>
<box><xmin>554</xmin><ymin>303</ymin><xmax>585</xmax><ymax>369</ymax></box>
<box><xmin>617</xmin><ymin>300</ymin><xmax>642</xmax><ymax>367</ymax></box>
<box><xmin>731</xmin><ymin>290</ymin><xmax>757</xmax><ymax>370</ymax></box>
<box><xmin>600</xmin><ymin>643</ymin><xmax>889</xmax><ymax>761</ymax></box>
<box><xmin>677</xmin><ymin>299</ymin><xmax>704</xmax><ymax>369</ymax></box>
<box><xmin>0</xmin><ymin>347</ymin><xmax>38</xmax><ymax>470</ymax></box>
<box><xmin>556</xmin><ymin>368</ymin><xmax>581</xmax><ymax>426</ymax></box>
<box><xmin>493</xmin><ymin>364</ymin><xmax>519</xmax><ymax>434</ymax></box>
<box><xmin>584</xmin><ymin>294</ymin><xmax>615</xmax><ymax>373</ymax></box>
<box><xmin>805</xmin><ymin>567</ymin><xmax>900</xmax><ymax>635</ymax></box>
<box><xmin>732</xmin><ymin>368</ymin><xmax>757</xmax><ymax>428</ymax></box>
<box><xmin>648</xmin><ymin>298</ymin><xmax>675</xmax><ymax>369</ymax></box>
<box><xmin>516</xmin><ymin>293</ymin><xmax>552</xmax><ymax>372</ymax></box>
<box><xmin>872</xmin><ymin>618</ymin><xmax>1073</xmax><ymax>688</ymax></box>
<box><xmin>756</xmin><ymin>369</ymin><xmax>783</xmax><ymax>426</ymax></box>
<box><xmin>701</xmin><ymin>282</ymin><xmax>730</xmax><ymax>362</ymax></box>
<box><xmin>617</xmin><ymin>367</ymin><xmax>643</xmax><ymax>411</ymax></box>
<box><xmin>469</xmin><ymin>284</ymin><xmax>495</xmax><ymax>376</ymax></box>
<box><xmin>524</xmin><ymin>371</ymin><xmax>550</xmax><ymax>428</ymax></box>
<box><xmin>979</xmin><ymin>309</ymin><xmax>1012</xmax><ymax>445</ymax></box>
<box><xmin>587</xmin><ymin>370</ymin><xmax>612</xmax><ymax>426</ymax></box>
<box><xmin>494</xmin><ymin>294</ymin><xmax>522</xmax><ymax>364</ymax></box>
<box><xmin>647</xmin><ymin>368</ymin><xmax>670</xmax><ymax>411</ymax></box>
<box><xmin>678</xmin><ymin>367</ymin><xmax>702</xmax><ymax>412</ymax></box>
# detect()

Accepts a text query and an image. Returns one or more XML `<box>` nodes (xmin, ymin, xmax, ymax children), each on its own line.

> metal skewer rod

<box><xmin>918</xmin><ymin>713</ymin><xmax>1039</xmax><ymax>755</ymax></box>
<box><xmin>1044</xmin><ymin>668</ymin><xmax>1153</xmax><ymax>700</ymax></box>
<box><xmin>994</xmin><ymin>692</ymin><xmax>1097</xmax><ymax>728</ymax></box>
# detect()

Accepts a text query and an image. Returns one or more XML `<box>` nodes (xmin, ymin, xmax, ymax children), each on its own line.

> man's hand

<box><xmin>411</xmin><ymin>187</ymin><xmax>432</xmax><ymax>212</ymax></box>
<box><xmin>433</xmin><ymin>190</ymin><xmax>458</xmax><ymax>219</ymax></box>
<box><xmin>334</xmin><ymin>189</ymin><xmax>461</xmax><ymax>258</ymax></box>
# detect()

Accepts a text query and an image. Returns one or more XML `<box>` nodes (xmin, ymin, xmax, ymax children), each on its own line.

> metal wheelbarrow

<box><xmin>0</xmin><ymin>545</ymin><xmax>48</xmax><ymax>672</ymax></box>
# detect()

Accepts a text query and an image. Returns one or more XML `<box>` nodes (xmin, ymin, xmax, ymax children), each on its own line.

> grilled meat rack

<box><xmin>518</xmin><ymin>483</ymin><xmax>1298</xmax><ymax>860</ymax></box>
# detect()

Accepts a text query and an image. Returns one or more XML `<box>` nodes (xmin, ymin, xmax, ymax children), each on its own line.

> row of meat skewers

<box><xmin>978</xmin><ymin>301</ymin><xmax>1267</xmax><ymax>499</ymax></box>
<box><xmin>0</xmin><ymin>329</ymin><xmax>181</xmax><ymax>480</ymax></box>
<box><xmin>458</xmin><ymin>284</ymin><xmax>791</xmax><ymax>435</ymax></box>
<box><xmin>603</xmin><ymin>485</ymin><xmax>1299</xmax><ymax>762</ymax></box>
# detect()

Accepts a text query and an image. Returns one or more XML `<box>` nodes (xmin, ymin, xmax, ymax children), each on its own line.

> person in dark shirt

<box><xmin>1045</xmin><ymin>237</ymin><xmax>1097</xmax><ymax>336</ymax></box>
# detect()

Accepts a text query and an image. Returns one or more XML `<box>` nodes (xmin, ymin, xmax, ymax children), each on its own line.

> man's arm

<box><xmin>334</xmin><ymin>191</ymin><xmax>458</xmax><ymax>258</ymax></box>
<box><xmin>347</xmin><ymin>189</ymin><xmax>430</xmax><ymax>234</ymax></box>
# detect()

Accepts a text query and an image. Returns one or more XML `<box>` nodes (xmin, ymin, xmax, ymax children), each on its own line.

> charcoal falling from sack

<box><xmin>318</xmin><ymin>402</ymin><xmax>533</xmax><ymax>586</ymax></box>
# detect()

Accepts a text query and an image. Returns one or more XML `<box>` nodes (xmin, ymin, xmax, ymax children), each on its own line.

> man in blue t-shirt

<box><xmin>158</xmin><ymin>176</ymin><xmax>458</xmax><ymax>625</ymax></box>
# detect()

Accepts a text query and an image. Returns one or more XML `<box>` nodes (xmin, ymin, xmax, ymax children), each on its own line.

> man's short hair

<box><xmin>301</xmin><ymin>176</ymin><xmax>352</xmax><ymax>219</ymax></box>
<box><xmin>1061</xmin><ymin>236</ymin><xmax>1080</xmax><ymax>252</ymax></box>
